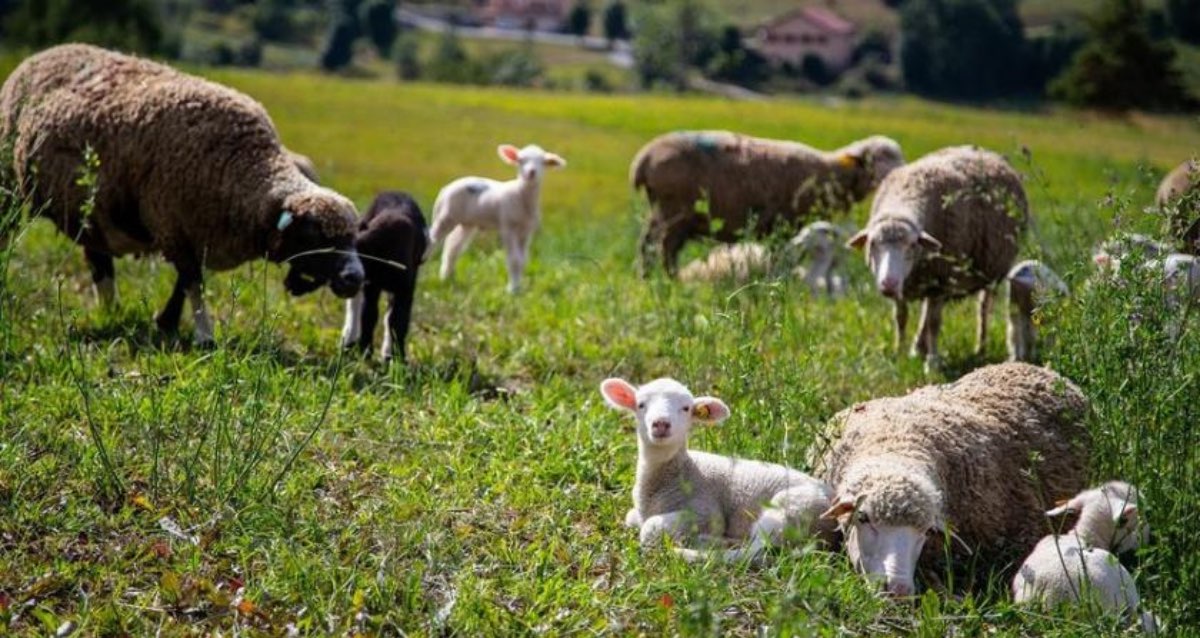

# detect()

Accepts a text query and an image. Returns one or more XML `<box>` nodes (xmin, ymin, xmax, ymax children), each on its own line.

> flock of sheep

<box><xmin>2</xmin><ymin>43</ymin><xmax>1199</xmax><ymax>631</ymax></box>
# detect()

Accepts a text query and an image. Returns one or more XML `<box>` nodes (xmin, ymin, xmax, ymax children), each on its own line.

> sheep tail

<box><xmin>629</xmin><ymin>146</ymin><xmax>652</xmax><ymax>192</ymax></box>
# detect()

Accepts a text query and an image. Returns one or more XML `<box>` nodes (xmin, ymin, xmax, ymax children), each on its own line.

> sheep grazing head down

<box><xmin>821</xmin><ymin>461</ymin><xmax>946</xmax><ymax>598</ymax></box>
<box><xmin>599</xmin><ymin>378</ymin><xmax>729</xmax><ymax>455</ymax></box>
<box><xmin>272</xmin><ymin>189</ymin><xmax>365</xmax><ymax>298</ymax></box>
<box><xmin>847</xmin><ymin>218</ymin><xmax>942</xmax><ymax>299</ymax></box>
<box><xmin>498</xmin><ymin>144</ymin><xmax>566</xmax><ymax>183</ymax></box>
<box><xmin>839</xmin><ymin>136</ymin><xmax>906</xmax><ymax>193</ymax></box>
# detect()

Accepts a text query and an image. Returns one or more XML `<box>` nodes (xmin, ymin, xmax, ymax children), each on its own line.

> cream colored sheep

<box><xmin>1006</xmin><ymin>260</ymin><xmax>1068</xmax><ymax>363</ymax></box>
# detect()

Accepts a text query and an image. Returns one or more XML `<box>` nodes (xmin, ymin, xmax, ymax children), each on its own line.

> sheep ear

<box><xmin>820</xmin><ymin>498</ymin><xmax>855</xmax><ymax>520</ymax></box>
<box><xmin>277</xmin><ymin>210</ymin><xmax>295</xmax><ymax>231</ymax></box>
<box><xmin>600</xmin><ymin>378</ymin><xmax>638</xmax><ymax>411</ymax></box>
<box><xmin>545</xmin><ymin>153</ymin><xmax>567</xmax><ymax>168</ymax></box>
<box><xmin>847</xmin><ymin>229</ymin><xmax>869</xmax><ymax>250</ymax></box>
<box><xmin>1116</xmin><ymin>504</ymin><xmax>1137</xmax><ymax>523</ymax></box>
<box><xmin>498</xmin><ymin>145</ymin><xmax>521</xmax><ymax>165</ymax></box>
<box><xmin>691</xmin><ymin>397</ymin><xmax>730</xmax><ymax>423</ymax></box>
<box><xmin>837</xmin><ymin>152</ymin><xmax>862</xmax><ymax>169</ymax></box>
<box><xmin>917</xmin><ymin>232</ymin><xmax>942</xmax><ymax>251</ymax></box>
<box><xmin>1046</xmin><ymin>496</ymin><xmax>1080</xmax><ymax>517</ymax></box>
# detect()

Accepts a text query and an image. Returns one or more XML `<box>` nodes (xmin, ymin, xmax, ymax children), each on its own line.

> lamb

<box><xmin>0</xmin><ymin>44</ymin><xmax>364</xmax><ymax>344</ymax></box>
<box><xmin>678</xmin><ymin>221</ymin><xmax>851</xmax><ymax>295</ymax></box>
<box><xmin>1157</xmin><ymin>159</ymin><xmax>1199</xmax><ymax>254</ymax></box>
<box><xmin>1006</xmin><ymin>260</ymin><xmax>1068</xmax><ymax>363</ymax></box>
<box><xmin>813</xmin><ymin>362</ymin><xmax>1090</xmax><ymax>597</ymax></box>
<box><xmin>630</xmin><ymin>131</ymin><xmax>903</xmax><ymax>276</ymax></box>
<box><xmin>1092</xmin><ymin>233</ymin><xmax>1171</xmax><ymax>273</ymax></box>
<box><xmin>847</xmin><ymin>145</ymin><xmax>1028</xmax><ymax>371</ymax></box>
<box><xmin>600</xmin><ymin>377</ymin><xmax>834</xmax><ymax>562</ymax></box>
<box><xmin>340</xmin><ymin>191</ymin><xmax>430</xmax><ymax>363</ymax></box>
<box><xmin>1013</xmin><ymin>483</ymin><xmax>1156</xmax><ymax>633</ymax></box>
<box><xmin>428</xmin><ymin>144</ymin><xmax>565</xmax><ymax>293</ymax></box>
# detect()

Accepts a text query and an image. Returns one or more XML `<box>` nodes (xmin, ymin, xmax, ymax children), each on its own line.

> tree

<box><xmin>360</xmin><ymin>0</ymin><xmax>398</xmax><ymax>56</ymax></box>
<box><xmin>631</xmin><ymin>0</ymin><xmax>718</xmax><ymax>90</ymax></box>
<box><xmin>1050</xmin><ymin>0</ymin><xmax>1194</xmax><ymax>111</ymax></box>
<box><xmin>566</xmin><ymin>0</ymin><xmax>590</xmax><ymax>38</ymax></box>
<box><xmin>320</xmin><ymin>17</ymin><xmax>358</xmax><ymax>71</ymax></box>
<box><xmin>393</xmin><ymin>30</ymin><xmax>421</xmax><ymax>80</ymax></box>
<box><xmin>899</xmin><ymin>0</ymin><xmax>1028</xmax><ymax>100</ymax></box>
<box><xmin>1166</xmin><ymin>0</ymin><xmax>1200</xmax><ymax>43</ymax></box>
<box><xmin>4</xmin><ymin>0</ymin><xmax>165</xmax><ymax>54</ymax></box>
<box><xmin>602</xmin><ymin>0</ymin><xmax>629</xmax><ymax>43</ymax></box>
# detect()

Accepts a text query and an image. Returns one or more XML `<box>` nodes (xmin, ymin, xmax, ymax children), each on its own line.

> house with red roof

<box><xmin>751</xmin><ymin>6</ymin><xmax>859</xmax><ymax>72</ymax></box>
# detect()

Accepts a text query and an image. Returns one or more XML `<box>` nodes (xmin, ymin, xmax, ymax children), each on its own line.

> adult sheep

<box><xmin>847</xmin><ymin>145</ymin><xmax>1027</xmax><ymax>371</ymax></box>
<box><xmin>630</xmin><ymin>131</ymin><xmax>903</xmax><ymax>275</ymax></box>
<box><xmin>0</xmin><ymin>44</ymin><xmax>364</xmax><ymax>344</ymax></box>
<box><xmin>813</xmin><ymin>362</ymin><xmax>1090</xmax><ymax>597</ymax></box>
<box><xmin>1156</xmin><ymin>159</ymin><xmax>1199</xmax><ymax>254</ymax></box>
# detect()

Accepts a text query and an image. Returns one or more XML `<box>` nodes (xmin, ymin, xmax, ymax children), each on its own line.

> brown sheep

<box><xmin>630</xmin><ymin>131</ymin><xmax>903</xmax><ymax>276</ymax></box>
<box><xmin>814</xmin><ymin>362</ymin><xmax>1090</xmax><ymax>597</ymax></box>
<box><xmin>0</xmin><ymin>44</ymin><xmax>364</xmax><ymax>344</ymax></box>
<box><xmin>1156</xmin><ymin>158</ymin><xmax>1199</xmax><ymax>255</ymax></box>
<box><xmin>847</xmin><ymin>145</ymin><xmax>1027</xmax><ymax>371</ymax></box>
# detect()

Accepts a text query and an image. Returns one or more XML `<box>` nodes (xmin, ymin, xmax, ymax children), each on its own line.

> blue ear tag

<box><xmin>277</xmin><ymin>211</ymin><xmax>294</xmax><ymax>231</ymax></box>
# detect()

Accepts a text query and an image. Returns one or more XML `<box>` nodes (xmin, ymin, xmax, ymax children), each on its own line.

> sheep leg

<box><xmin>186</xmin><ymin>277</ymin><xmax>214</xmax><ymax>346</ymax></box>
<box><xmin>358</xmin><ymin>285</ymin><xmax>383</xmax><ymax>355</ymax></box>
<box><xmin>659</xmin><ymin>220</ymin><xmax>692</xmax><ymax>277</ymax></box>
<box><xmin>382</xmin><ymin>272</ymin><xmax>417</xmax><ymax>362</ymax></box>
<box><xmin>892</xmin><ymin>299</ymin><xmax>908</xmax><ymax>352</ymax></box>
<box><xmin>975</xmin><ymin>286</ymin><xmax>996</xmax><ymax>357</ymax></box>
<box><xmin>85</xmin><ymin>248</ymin><xmax>116</xmax><ymax>309</ymax></box>
<box><xmin>919</xmin><ymin>298</ymin><xmax>945</xmax><ymax>372</ymax></box>
<box><xmin>501</xmin><ymin>227</ymin><xmax>528</xmax><ymax>294</ymax></box>
<box><xmin>156</xmin><ymin>263</ymin><xmax>200</xmax><ymax>336</ymax></box>
<box><xmin>637</xmin><ymin>218</ymin><xmax>659</xmax><ymax>279</ymax></box>
<box><xmin>439</xmin><ymin>225</ymin><xmax>475</xmax><ymax>281</ymax></box>
<box><xmin>340</xmin><ymin>291</ymin><xmax>365</xmax><ymax>350</ymax></box>
<box><xmin>624</xmin><ymin>508</ymin><xmax>642</xmax><ymax>529</ymax></box>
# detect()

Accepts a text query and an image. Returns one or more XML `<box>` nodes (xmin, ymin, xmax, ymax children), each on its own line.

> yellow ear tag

<box><xmin>838</xmin><ymin>154</ymin><xmax>858</xmax><ymax>169</ymax></box>
<box><xmin>693</xmin><ymin>404</ymin><xmax>710</xmax><ymax>419</ymax></box>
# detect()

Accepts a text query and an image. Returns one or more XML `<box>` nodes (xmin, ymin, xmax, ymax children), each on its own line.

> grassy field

<box><xmin>2</xmin><ymin>61</ymin><xmax>1200</xmax><ymax>636</ymax></box>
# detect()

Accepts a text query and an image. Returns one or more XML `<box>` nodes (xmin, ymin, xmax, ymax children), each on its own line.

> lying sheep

<box><xmin>429</xmin><ymin>144</ymin><xmax>565</xmax><ymax>294</ymax></box>
<box><xmin>0</xmin><ymin>44</ymin><xmax>364</xmax><ymax>344</ymax></box>
<box><xmin>814</xmin><ymin>362</ymin><xmax>1090</xmax><ymax>597</ymax></box>
<box><xmin>600</xmin><ymin>377</ymin><xmax>834</xmax><ymax>562</ymax></box>
<box><xmin>1006</xmin><ymin>260</ymin><xmax>1068</xmax><ymax>363</ymax></box>
<box><xmin>340</xmin><ymin>192</ymin><xmax>429</xmax><ymax>363</ymax></box>
<box><xmin>1157</xmin><ymin>159</ymin><xmax>1199</xmax><ymax>254</ymax></box>
<box><xmin>631</xmin><ymin>131</ymin><xmax>903</xmax><ymax>275</ymax></box>
<box><xmin>848</xmin><ymin>145</ymin><xmax>1027</xmax><ymax>371</ymax></box>
<box><xmin>1013</xmin><ymin>483</ymin><xmax>1156</xmax><ymax>633</ymax></box>
<box><xmin>678</xmin><ymin>221</ymin><xmax>851</xmax><ymax>295</ymax></box>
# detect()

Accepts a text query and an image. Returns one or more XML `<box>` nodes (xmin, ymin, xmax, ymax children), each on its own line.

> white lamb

<box><xmin>600</xmin><ymin>377</ymin><xmax>833</xmax><ymax>562</ymax></box>
<box><xmin>1013</xmin><ymin>482</ymin><xmax>1156</xmax><ymax>633</ymax></box>
<box><xmin>429</xmin><ymin>144</ymin><xmax>566</xmax><ymax>293</ymax></box>
<box><xmin>1006</xmin><ymin>259</ymin><xmax>1068</xmax><ymax>362</ymax></box>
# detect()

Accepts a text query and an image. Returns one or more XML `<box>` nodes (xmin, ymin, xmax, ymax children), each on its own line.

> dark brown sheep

<box><xmin>0</xmin><ymin>44</ymin><xmax>363</xmax><ymax>344</ymax></box>
<box><xmin>629</xmin><ymin>131</ymin><xmax>903</xmax><ymax>276</ymax></box>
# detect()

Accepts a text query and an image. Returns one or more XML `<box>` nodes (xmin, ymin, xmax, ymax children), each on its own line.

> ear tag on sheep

<box><xmin>277</xmin><ymin>211</ymin><xmax>295</xmax><ymax>231</ymax></box>
<box><xmin>838</xmin><ymin>154</ymin><xmax>858</xmax><ymax>169</ymax></box>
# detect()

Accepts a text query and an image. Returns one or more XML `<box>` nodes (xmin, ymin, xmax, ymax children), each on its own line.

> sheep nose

<box><xmin>651</xmin><ymin>419</ymin><xmax>670</xmax><ymax>438</ymax></box>
<box><xmin>879</xmin><ymin>278</ymin><xmax>900</xmax><ymax>297</ymax></box>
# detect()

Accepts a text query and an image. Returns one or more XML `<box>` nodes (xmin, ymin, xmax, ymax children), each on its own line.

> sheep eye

<box><xmin>637</xmin><ymin>402</ymin><xmax>645</xmax><ymax>410</ymax></box>
<box><xmin>681</xmin><ymin>406</ymin><xmax>690</xmax><ymax>413</ymax></box>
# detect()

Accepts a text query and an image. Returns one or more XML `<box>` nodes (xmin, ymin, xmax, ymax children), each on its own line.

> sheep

<box><xmin>847</xmin><ymin>145</ymin><xmax>1028</xmax><ymax>371</ymax></box>
<box><xmin>1006</xmin><ymin>260</ymin><xmax>1068</xmax><ymax>363</ymax></box>
<box><xmin>340</xmin><ymin>191</ymin><xmax>429</xmax><ymax>363</ymax></box>
<box><xmin>630</xmin><ymin>131</ymin><xmax>903</xmax><ymax>276</ymax></box>
<box><xmin>285</xmin><ymin>148</ymin><xmax>319</xmax><ymax>184</ymax></box>
<box><xmin>813</xmin><ymin>362</ymin><xmax>1090</xmax><ymax>597</ymax></box>
<box><xmin>1013</xmin><ymin>483</ymin><xmax>1156</xmax><ymax>633</ymax></box>
<box><xmin>0</xmin><ymin>44</ymin><xmax>364</xmax><ymax>344</ymax></box>
<box><xmin>428</xmin><ymin>144</ymin><xmax>565</xmax><ymax>294</ymax></box>
<box><xmin>677</xmin><ymin>221</ymin><xmax>851</xmax><ymax>295</ymax></box>
<box><xmin>600</xmin><ymin>377</ymin><xmax>835</xmax><ymax>562</ymax></box>
<box><xmin>1157</xmin><ymin>159</ymin><xmax>1199</xmax><ymax>254</ymax></box>
<box><xmin>1091</xmin><ymin>233</ymin><xmax>1171</xmax><ymax>273</ymax></box>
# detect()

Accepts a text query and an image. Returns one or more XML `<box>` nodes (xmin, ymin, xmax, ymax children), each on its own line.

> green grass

<box><xmin>2</xmin><ymin>62</ymin><xmax>1200</xmax><ymax>635</ymax></box>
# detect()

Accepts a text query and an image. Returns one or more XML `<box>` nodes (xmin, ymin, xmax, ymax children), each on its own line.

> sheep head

<box><xmin>1046</xmin><ymin>481</ymin><xmax>1147</xmax><ymax>555</ymax></box>
<box><xmin>847</xmin><ymin>217</ymin><xmax>941</xmax><ymax>300</ymax></box>
<box><xmin>270</xmin><ymin>188</ymin><xmax>364</xmax><ymax>299</ymax></box>
<box><xmin>600</xmin><ymin>377</ymin><xmax>728</xmax><ymax>459</ymax></box>
<box><xmin>498</xmin><ymin>144</ymin><xmax>566</xmax><ymax>183</ymax></box>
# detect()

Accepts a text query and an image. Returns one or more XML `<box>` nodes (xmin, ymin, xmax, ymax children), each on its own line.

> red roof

<box><xmin>762</xmin><ymin>6</ymin><xmax>857</xmax><ymax>36</ymax></box>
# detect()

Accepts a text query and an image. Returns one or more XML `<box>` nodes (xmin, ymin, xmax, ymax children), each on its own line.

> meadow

<box><xmin>1</xmin><ymin>61</ymin><xmax>1199</xmax><ymax>636</ymax></box>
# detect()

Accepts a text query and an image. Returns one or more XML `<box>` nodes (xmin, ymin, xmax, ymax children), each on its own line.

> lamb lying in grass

<box><xmin>1013</xmin><ymin>482</ymin><xmax>1156</xmax><ymax>633</ymax></box>
<box><xmin>678</xmin><ymin>221</ymin><xmax>850</xmax><ymax>295</ymax></box>
<box><xmin>600</xmin><ymin>377</ymin><xmax>833</xmax><ymax>562</ymax></box>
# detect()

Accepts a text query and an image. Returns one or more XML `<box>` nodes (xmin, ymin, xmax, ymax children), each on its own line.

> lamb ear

<box><xmin>691</xmin><ymin>397</ymin><xmax>730</xmax><ymax>423</ymax></box>
<box><xmin>277</xmin><ymin>210</ymin><xmax>295</xmax><ymax>231</ymax></box>
<box><xmin>1116</xmin><ymin>504</ymin><xmax>1137</xmax><ymax>522</ymax></box>
<box><xmin>600</xmin><ymin>378</ymin><xmax>638</xmax><ymax>411</ymax></box>
<box><xmin>917</xmin><ymin>232</ymin><xmax>942</xmax><ymax>251</ymax></box>
<box><xmin>498</xmin><ymin>144</ymin><xmax>521</xmax><ymax>165</ymax></box>
<box><xmin>847</xmin><ymin>229</ymin><xmax>869</xmax><ymax>250</ymax></box>
<box><xmin>1046</xmin><ymin>496</ymin><xmax>1080</xmax><ymax>517</ymax></box>
<box><xmin>544</xmin><ymin>153</ymin><xmax>567</xmax><ymax>168</ymax></box>
<box><xmin>820</xmin><ymin>498</ymin><xmax>855</xmax><ymax>520</ymax></box>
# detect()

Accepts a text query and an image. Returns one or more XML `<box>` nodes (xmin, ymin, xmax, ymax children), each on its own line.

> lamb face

<box><xmin>848</xmin><ymin>218</ymin><xmax>941</xmax><ymax>300</ymax></box>
<box><xmin>600</xmin><ymin>377</ymin><xmax>729</xmax><ymax>456</ymax></box>
<box><xmin>499</xmin><ymin>143</ymin><xmax>566</xmax><ymax>183</ymax></box>
<box><xmin>1047</xmin><ymin>481</ymin><xmax>1147</xmax><ymax>554</ymax></box>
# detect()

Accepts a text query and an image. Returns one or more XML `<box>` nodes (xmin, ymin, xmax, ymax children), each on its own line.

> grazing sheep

<box><xmin>340</xmin><ymin>192</ymin><xmax>429</xmax><ymax>363</ymax></box>
<box><xmin>600</xmin><ymin>377</ymin><xmax>834</xmax><ymax>562</ymax></box>
<box><xmin>1006</xmin><ymin>260</ymin><xmax>1068</xmax><ymax>363</ymax></box>
<box><xmin>678</xmin><ymin>221</ymin><xmax>851</xmax><ymax>295</ymax></box>
<box><xmin>1092</xmin><ymin>233</ymin><xmax>1171</xmax><ymax>273</ymax></box>
<box><xmin>847</xmin><ymin>145</ymin><xmax>1028</xmax><ymax>371</ymax></box>
<box><xmin>0</xmin><ymin>44</ymin><xmax>364</xmax><ymax>344</ymax></box>
<box><xmin>428</xmin><ymin>144</ymin><xmax>565</xmax><ymax>293</ymax></box>
<box><xmin>1013</xmin><ymin>483</ymin><xmax>1156</xmax><ymax>633</ymax></box>
<box><xmin>814</xmin><ymin>362</ymin><xmax>1090</xmax><ymax>597</ymax></box>
<box><xmin>631</xmin><ymin>131</ymin><xmax>903</xmax><ymax>275</ymax></box>
<box><xmin>1157</xmin><ymin>159</ymin><xmax>1199</xmax><ymax>254</ymax></box>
